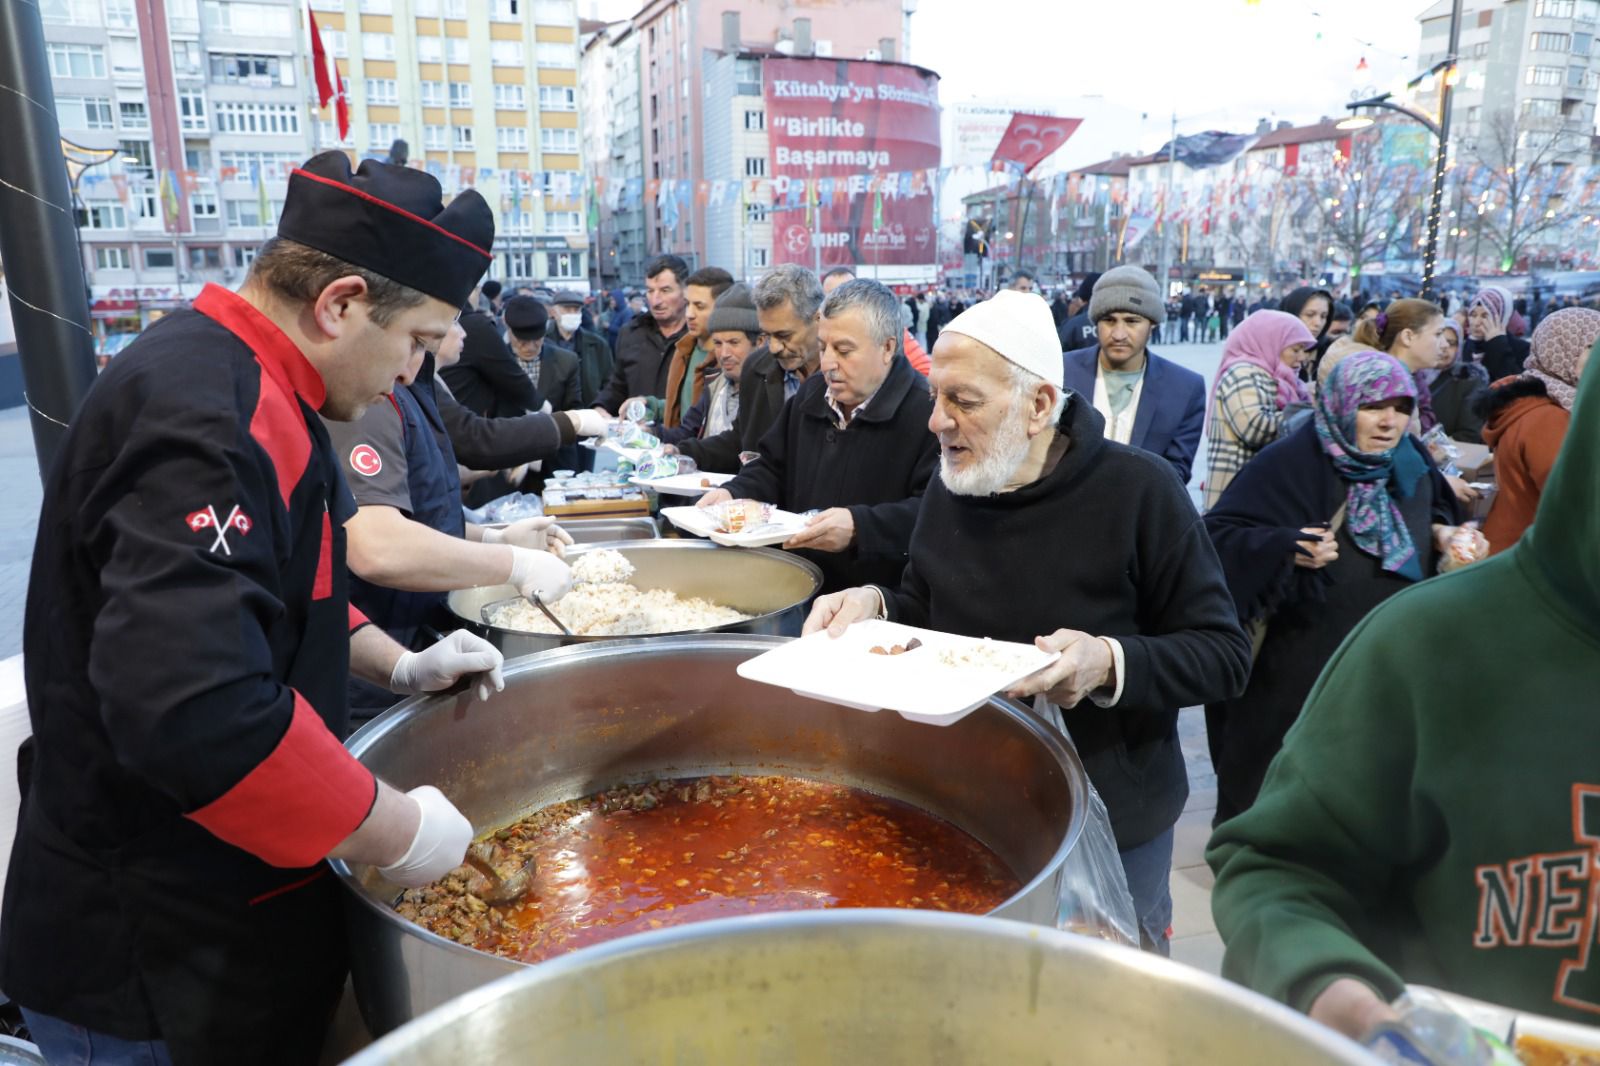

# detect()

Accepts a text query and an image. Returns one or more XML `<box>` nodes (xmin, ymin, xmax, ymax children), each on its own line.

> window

<box><xmin>233</xmin><ymin>245</ymin><xmax>257</xmax><ymax>268</ymax></box>
<box><xmin>744</xmin><ymin>156</ymin><xmax>766</xmax><ymax>177</ymax></box>
<box><xmin>363</xmin><ymin>34</ymin><xmax>395</xmax><ymax>60</ymax></box>
<box><xmin>453</xmin><ymin>126</ymin><xmax>475</xmax><ymax>149</ymax></box>
<box><xmin>201</xmin><ymin>1</ymin><xmax>293</xmax><ymax>36</ymax></box>
<box><xmin>423</xmin><ymin>124</ymin><xmax>448</xmax><ymax>149</ymax></box>
<box><xmin>745</xmin><ymin>202</ymin><xmax>768</xmax><ymax>222</ymax></box>
<box><xmin>682</xmin><ymin>77</ymin><xmax>688</xmax><ymax>100</ymax></box>
<box><xmin>179</xmin><ymin>90</ymin><xmax>207</xmax><ymax>132</ymax></box>
<box><xmin>744</xmin><ymin>108</ymin><xmax>765</xmax><ymax>131</ymax></box>
<box><xmin>492</xmin><ymin>40</ymin><xmax>525</xmax><ymax>66</ymax></box>
<box><xmin>104</xmin><ymin>0</ymin><xmax>136</xmax><ymax>29</ymax></box>
<box><xmin>1535</xmin><ymin>0</ymin><xmax>1575</xmax><ymax>15</ymax></box>
<box><xmin>495</xmin><ymin>84</ymin><xmax>526</xmax><ymax>109</ymax></box>
<box><xmin>496</xmin><ymin>125</ymin><xmax>528</xmax><ymax>150</ymax></box>
<box><xmin>323</xmin><ymin>30</ymin><xmax>347</xmax><ymax>57</ymax></box>
<box><xmin>171</xmin><ymin>40</ymin><xmax>203</xmax><ymax>77</ymax></box>
<box><xmin>449</xmin><ymin>81</ymin><xmax>472</xmax><ymax>107</ymax></box>
<box><xmin>539</xmin><ymin>127</ymin><xmax>578</xmax><ymax>152</ymax></box>
<box><xmin>1523</xmin><ymin>97</ymin><xmax>1563</xmax><ymax>118</ymax></box>
<box><xmin>1575</xmin><ymin>31</ymin><xmax>1593</xmax><ymax>53</ymax></box>
<box><xmin>188</xmin><ymin>246</ymin><xmax>222</xmax><ymax>270</ymax></box>
<box><xmin>315</xmin><ymin>120</ymin><xmax>352</xmax><ymax>146</ymax></box>
<box><xmin>1531</xmin><ymin>32</ymin><xmax>1572</xmax><ymax>50</ymax></box>
<box><xmin>48</xmin><ymin>43</ymin><xmax>106</xmax><ymax>79</ymax></box>
<box><xmin>1581</xmin><ymin>0</ymin><xmax>1600</xmax><ymax>19</ymax></box>
<box><xmin>118</xmin><ymin>139</ymin><xmax>152</xmax><ymax>178</ymax></box>
<box><xmin>94</xmin><ymin>246</ymin><xmax>131</xmax><ymax>270</ymax></box>
<box><xmin>533</xmin><ymin>0</ymin><xmax>570</xmax><ymax>21</ymax></box>
<box><xmin>209</xmin><ymin>54</ymin><xmax>293</xmax><ymax>87</ymax></box>
<box><xmin>735</xmin><ymin>57</ymin><xmax>761</xmax><ymax>94</ymax></box>
<box><xmin>420</xmin><ymin>81</ymin><xmax>445</xmax><ymax>106</ymax></box>
<box><xmin>546</xmin><ymin>251</ymin><xmax>581</xmax><ymax>278</ymax></box>
<box><xmin>218</xmin><ymin>150</ymin><xmax>299</xmax><ymax>179</ymax></box>
<box><xmin>212</xmin><ymin>101</ymin><xmax>300</xmax><ymax>135</ymax></box>
<box><xmin>748</xmin><ymin>247</ymin><xmax>769</xmax><ymax>268</ymax></box>
<box><xmin>143</xmin><ymin>248</ymin><xmax>176</xmax><ymax>270</ymax></box>
<box><xmin>1528</xmin><ymin>65</ymin><xmax>1565</xmax><ymax>85</ymax></box>
<box><xmin>189</xmin><ymin>191</ymin><xmax>219</xmax><ymax>220</ymax></box>
<box><xmin>366</xmin><ymin>78</ymin><xmax>398</xmax><ymax>105</ymax></box>
<box><xmin>416</xmin><ymin>36</ymin><xmax>443</xmax><ymax>63</ymax></box>
<box><xmin>415</xmin><ymin>0</ymin><xmax>439</xmax><ymax>12</ymax></box>
<box><xmin>84</xmin><ymin>203</ymin><xmax>128</xmax><ymax>229</ymax></box>
<box><xmin>1468</xmin><ymin>40</ymin><xmax>1490</xmax><ymax>57</ymax></box>
<box><xmin>119</xmin><ymin>99</ymin><xmax>150</xmax><ymax>130</ymax></box>
<box><xmin>491</xmin><ymin>0</ymin><xmax>519</xmax><ymax>20</ymax></box>
<box><xmin>368</xmin><ymin>123</ymin><xmax>401</xmax><ymax>149</ymax></box>
<box><xmin>445</xmin><ymin>0</ymin><xmax>467</xmax><ymax>15</ymax></box>
<box><xmin>535</xmin><ymin>42</ymin><xmax>573</xmax><ymax>67</ymax></box>
<box><xmin>546</xmin><ymin>210</ymin><xmax>580</xmax><ymax>232</ymax></box>
<box><xmin>503</xmin><ymin>250</ymin><xmax>534</xmax><ymax>276</ymax></box>
<box><xmin>41</xmin><ymin>0</ymin><xmax>100</xmax><ymax>25</ymax></box>
<box><xmin>360</xmin><ymin>0</ymin><xmax>392</xmax><ymax>11</ymax></box>
<box><xmin>135</xmin><ymin>187</ymin><xmax>159</xmax><ymax>223</ymax></box>
<box><xmin>537</xmin><ymin>85</ymin><xmax>574</xmax><ymax>110</ymax></box>
<box><xmin>108</xmin><ymin>38</ymin><xmax>144</xmax><ymax>79</ymax></box>
<box><xmin>226</xmin><ymin>198</ymin><xmax>277</xmax><ymax>227</ymax></box>
<box><xmin>446</xmin><ymin>38</ymin><xmax>470</xmax><ymax>64</ymax></box>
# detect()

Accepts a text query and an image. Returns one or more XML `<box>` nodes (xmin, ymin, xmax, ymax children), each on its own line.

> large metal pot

<box><xmin>343</xmin><ymin>910</ymin><xmax>1378</xmax><ymax>1065</ymax></box>
<box><xmin>446</xmin><ymin>539</ymin><xmax>822</xmax><ymax>657</ymax></box>
<box><xmin>333</xmin><ymin>636</ymin><xmax>1088</xmax><ymax>1036</ymax></box>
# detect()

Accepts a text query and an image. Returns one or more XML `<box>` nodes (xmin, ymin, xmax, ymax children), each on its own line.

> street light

<box><xmin>1341</xmin><ymin>0</ymin><xmax>1462</xmax><ymax>301</ymax></box>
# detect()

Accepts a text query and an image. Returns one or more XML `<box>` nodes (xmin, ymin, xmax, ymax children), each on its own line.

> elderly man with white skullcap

<box><xmin>806</xmin><ymin>290</ymin><xmax>1251</xmax><ymax>956</ymax></box>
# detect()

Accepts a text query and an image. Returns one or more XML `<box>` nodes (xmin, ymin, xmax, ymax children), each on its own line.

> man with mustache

<box><xmin>805</xmin><ymin>289</ymin><xmax>1250</xmax><ymax>955</ymax></box>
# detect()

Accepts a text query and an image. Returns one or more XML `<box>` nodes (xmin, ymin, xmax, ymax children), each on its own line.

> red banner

<box><xmin>763</xmin><ymin>58</ymin><xmax>941</xmax><ymax>270</ymax></box>
<box><xmin>990</xmin><ymin>113</ymin><xmax>1082</xmax><ymax>174</ymax></box>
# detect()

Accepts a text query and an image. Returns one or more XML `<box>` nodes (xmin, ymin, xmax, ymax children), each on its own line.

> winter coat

<box><xmin>592</xmin><ymin>311</ymin><xmax>687</xmax><ymax>414</ymax></box>
<box><xmin>676</xmin><ymin>347</ymin><xmax>786</xmax><ymax>474</ymax></box>
<box><xmin>1479</xmin><ymin>376</ymin><xmax>1570</xmax><ymax>555</ymax></box>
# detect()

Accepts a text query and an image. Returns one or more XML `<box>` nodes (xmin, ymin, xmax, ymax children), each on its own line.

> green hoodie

<box><xmin>1207</xmin><ymin>345</ymin><xmax>1600</xmax><ymax>1024</ymax></box>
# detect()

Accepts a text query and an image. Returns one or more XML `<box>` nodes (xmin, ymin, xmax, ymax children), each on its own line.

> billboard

<box><xmin>763</xmin><ymin>57</ymin><xmax>941</xmax><ymax>270</ymax></box>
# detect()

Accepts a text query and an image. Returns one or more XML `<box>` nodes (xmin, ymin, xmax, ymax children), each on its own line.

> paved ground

<box><xmin>0</xmin><ymin>408</ymin><xmax>42</xmax><ymax>661</ymax></box>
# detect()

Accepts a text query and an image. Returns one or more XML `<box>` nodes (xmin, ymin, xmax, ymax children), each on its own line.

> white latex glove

<box><xmin>481</xmin><ymin>516</ymin><xmax>574</xmax><ymax>556</ymax></box>
<box><xmin>563</xmin><ymin>409</ymin><xmax>612</xmax><ymax>439</ymax></box>
<box><xmin>507</xmin><ymin>544</ymin><xmax>574</xmax><ymax>602</ymax></box>
<box><xmin>391</xmin><ymin>629</ymin><xmax>506</xmax><ymax>702</ymax></box>
<box><xmin>376</xmin><ymin>785</ymin><xmax>474</xmax><ymax>887</ymax></box>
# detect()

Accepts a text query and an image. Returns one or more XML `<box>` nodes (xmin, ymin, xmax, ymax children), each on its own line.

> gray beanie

<box><xmin>706</xmin><ymin>282</ymin><xmax>760</xmax><ymax>335</ymax></box>
<box><xmin>1088</xmin><ymin>265</ymin><xmax>1166</xmax><ymax>325</ymax></box>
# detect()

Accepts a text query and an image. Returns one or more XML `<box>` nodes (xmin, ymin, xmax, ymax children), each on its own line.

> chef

<box><xmin>325</xmin><ymin>311</ymin><xmax>608</xmax><ymax>718</ymax></box>
<box><xmin>805</xmin><ymin>291</ymin><xmax>1250</xmax><ymax>955</ymax></box>
<box><xmin>1</xmin><ymin>152</ymin><xmax>509</xmax><ymax>1064</ymax></box>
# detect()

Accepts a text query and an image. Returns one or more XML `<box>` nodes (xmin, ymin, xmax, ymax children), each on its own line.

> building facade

<box><xmin>581</xmin><ymin>19</ymin><xmax>645</xmax><ymax>288</ymax></box>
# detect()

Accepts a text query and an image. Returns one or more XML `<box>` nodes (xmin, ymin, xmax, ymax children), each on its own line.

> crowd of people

<box><xmin>9</xmin><ymin>146</ymin><xmax>1597</xmax><ymax>1063</ymax></box>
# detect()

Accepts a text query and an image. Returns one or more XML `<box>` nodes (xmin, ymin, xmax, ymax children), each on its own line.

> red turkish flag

<box><xmin>990</xmin><ymin>114</ymin><xmax>1083</xmax><ymax>175</ymax></box>
<box><xmin>307</xmin><ymin>8</ymin><xmax>335</xmax><ymax>109</ymax></box>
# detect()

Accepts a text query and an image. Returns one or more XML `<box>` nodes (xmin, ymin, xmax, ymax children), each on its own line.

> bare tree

<box><xmin>1460</xmin><ymin>109</ymin><xmax>1584</xmax><ymax>272</ymax></box>
<box><xmin>1294</xmin><ymin>126</ymin><xmax>1420</xmax><ymax>280</ymax></box>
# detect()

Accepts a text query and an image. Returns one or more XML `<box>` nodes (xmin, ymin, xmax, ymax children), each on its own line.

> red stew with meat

<box><xmin>396</xmin><ymin>774</ymin><xmax>1021</xmax><ymax>963</ymax></box>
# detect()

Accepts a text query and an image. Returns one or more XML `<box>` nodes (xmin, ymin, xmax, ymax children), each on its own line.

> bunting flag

<box><xmin>160</xmin><ymin>168</ymin><xmax>181</xmax><ymax>230</ymax></box>
<box><xmin>253</xmin><ymin>163</ymin><xmax>270</xmax><ymax>225</ymax></box>
<box><xmin>872</xmin><ymin>187</ymin><xmax>884</xmax><ymax>231</ymax></box>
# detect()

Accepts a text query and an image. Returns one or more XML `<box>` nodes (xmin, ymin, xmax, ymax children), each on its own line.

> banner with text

<box><xmin>763</xmin><ymin>57</ymin><xmax>941</xmax><ymax>269</ymax></box>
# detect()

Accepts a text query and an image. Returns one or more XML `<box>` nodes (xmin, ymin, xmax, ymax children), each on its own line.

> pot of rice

<box><xmin>446</xmin><ymin>540</ymin><xmax>823</xmax><ymax>658</ymax></box>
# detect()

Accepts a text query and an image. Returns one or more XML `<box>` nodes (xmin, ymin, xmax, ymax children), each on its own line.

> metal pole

<box><xmin>0</xmin><ymin>0</ymin><xmax>99</xmax><ymax>482</ymax></box>
<box><xmin>1156</xmin><ymin>111</ymin><xmax>1176</xmax><ymax>295</ymax></box>
<box><xmin>1421</xmin><ymin>0</ymin><xmax>1463</xmax><ymax>300</ymax></box>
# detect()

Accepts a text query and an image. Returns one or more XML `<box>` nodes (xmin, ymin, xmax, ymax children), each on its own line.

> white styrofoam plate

<box><xmin>736</xmin><ymin>620</ymin><xmax>1059</xmax><ymax>726</ymax></box>
<box><xmin>660</xmin><ymin>504</ymin><xmax>810</xmax><ymax>548</ymax></box>
<box><xmin>628</xmin><ymin>471</ymin><xmax>735</xmax><ymax>496</ymax></box>
<box><xmin>1407</xmin><ymin>985</ymin><xmax>1600</xmax><ymax>1054</ymax></box>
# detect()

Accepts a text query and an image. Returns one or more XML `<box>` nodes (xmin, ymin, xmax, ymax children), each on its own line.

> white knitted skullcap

<box><xmin>939</xmin><ymin>290</ymin><xmax>1064</xmax><ymax>389</ymax></box>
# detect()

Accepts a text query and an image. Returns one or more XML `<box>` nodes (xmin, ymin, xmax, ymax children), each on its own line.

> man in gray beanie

<box><xmin>1062</xmin><ymin>265</ymin><xmax>1207</xmax><ymax>484</ymax></box>
<box><xmin>660</xmin><ymin>283</ymin><xmax>762</xmax><ymax>444</ymax></box>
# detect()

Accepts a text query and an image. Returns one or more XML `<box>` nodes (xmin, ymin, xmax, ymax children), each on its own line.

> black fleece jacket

<box><xmin>884</xmin><ymin>394</ymin><xmax>1251</xmax><ymax>849</ymax></box>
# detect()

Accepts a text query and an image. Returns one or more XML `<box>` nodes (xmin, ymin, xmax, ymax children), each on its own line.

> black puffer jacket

<box><xmin>592</xmin><ymin>312</ymin><xmax>687</xmax><ymax>414</ymax></box>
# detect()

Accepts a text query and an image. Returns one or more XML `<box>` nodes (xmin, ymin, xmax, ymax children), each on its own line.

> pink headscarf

<box><xmin>1213</xmin><ymin>309</ymin><xmax>1317</xmax><ymax>411</ymax></box>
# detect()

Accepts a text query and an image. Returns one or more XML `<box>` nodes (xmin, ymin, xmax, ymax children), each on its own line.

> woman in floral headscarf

<box><xmin>1202</xmin><ymin>349</ymin><xmax>1482</xmax><ymax>825</ymax></box>
<box><xmin>1479</xmin><ymin>307</ymin><xmax>1600</xmax><ymax>554</ymax></box>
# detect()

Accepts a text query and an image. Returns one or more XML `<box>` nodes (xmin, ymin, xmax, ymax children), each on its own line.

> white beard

<box><xmin>940</xmin><ymin>402</ymin><xmax>1035</xmax><ymax>497</ymax></box>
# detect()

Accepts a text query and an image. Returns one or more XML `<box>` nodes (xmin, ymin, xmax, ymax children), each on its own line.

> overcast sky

<box><xmin>591</xmin><ymin>0</ymin><xmax>1429</xmax><ymax>158</ymax></box>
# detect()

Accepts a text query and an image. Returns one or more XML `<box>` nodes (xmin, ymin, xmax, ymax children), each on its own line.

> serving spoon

<box><xmin>461</xmin><ymin>841</ymin><xmax>536</xmax><ymax>906</ymax></box>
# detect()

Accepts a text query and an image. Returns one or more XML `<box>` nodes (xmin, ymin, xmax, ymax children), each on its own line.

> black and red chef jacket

<box><xmin>0</xmin><ymin>284</ymin><xmax>379</xmax><ymax>1061</ymax></box>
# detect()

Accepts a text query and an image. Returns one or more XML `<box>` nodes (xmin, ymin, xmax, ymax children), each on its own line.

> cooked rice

<box><xmin>488</xmin><ymin>548</ymin><xmax>749</xmax><ymax>636</ymax></box>
<box><xmin>936</xmin><ymin>640</ymin><xmax>1035</xmax><ymax>675</ymax></box>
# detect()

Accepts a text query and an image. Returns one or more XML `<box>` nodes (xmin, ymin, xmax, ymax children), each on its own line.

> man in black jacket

<box><xmin>1056</xmin><ymin>271</ymin><xmax>1101</xmax><ymax>352</ymax></box>
<box><xmin>441</xmin><ymin>304</ymin><xmax>539</xmax><ymax>418</ymax></box>
<box><xmin>698</xmin><ymin>279</ymin><xmax>937</xmax><ymax>593</ymax></box>
<box><xmin>549</xmin><ymin>289</ymin><xmax>615</xmax><ymax>407</ymax></box>
<box><xmin>806</xmin><ymin>289</ymin><xmax>1250</xmax><ymax>955</ymax></box>
<box><xmin>592</xmin><ymin>254</ymin><xmax>689</xmax><ymax>416</ymax></box>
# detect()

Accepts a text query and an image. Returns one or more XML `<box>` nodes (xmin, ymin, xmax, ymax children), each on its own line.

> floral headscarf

<box><xmin>1314</xmin><ymin>350</ymin><xmax>1426</xmax><ymax>581</ymax></box>
<box><xmin>1524</xmin><ymin>307</ymin><xmax>1600</xmax><ymax>411</ymax></box>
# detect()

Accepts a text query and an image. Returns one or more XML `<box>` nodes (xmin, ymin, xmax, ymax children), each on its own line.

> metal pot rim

<box><xmin>447</xmin><ymin>540</ymin><xmax>825</xmax><ymax>643</ymax></box>
<box><xmin>332</xmin><ymin>635</ymin><xmax>1089</xmax><ymax>967</ymax></box>
<box><xmin>344</xmin><ymin>910</ymin><xmax>1373</xmax><ymax>1066</ymax></box>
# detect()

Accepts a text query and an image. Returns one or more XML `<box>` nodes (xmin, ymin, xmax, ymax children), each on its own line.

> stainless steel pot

<box><xmin>343</xmin><ymin>910</ymin><xmax>1378</xmax><ymax>1065</ymax></box>
<box><xmin>446</xmin><ymin>539</ymin><xmax>822</xmax><ymax>657</ymax></box>
<box><xmin>333</xmin><ymin>636</ymin><xmax>1088</xmax><ymax>1036</ymax></box>
<box><xmin>543</xmin><ymin>516</ymin><xmax>659</xmax><ymax>543</ymax></box>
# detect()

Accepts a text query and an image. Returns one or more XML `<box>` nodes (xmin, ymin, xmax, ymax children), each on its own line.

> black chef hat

<box><xmin>279</xmin><ymin>151</ymin><xmax>494</xmax><ymax>308</ymax></box>
<box><xmin>503</xmin><ymin>295</ymin><xmax>549</xmax><ymax>338</ymax></box>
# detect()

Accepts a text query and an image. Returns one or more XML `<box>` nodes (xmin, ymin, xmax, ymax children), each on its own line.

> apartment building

<box><xmin>580</xmin><ymin>19</ymin><xmax>645</xmax><ymax>288</ymax></box>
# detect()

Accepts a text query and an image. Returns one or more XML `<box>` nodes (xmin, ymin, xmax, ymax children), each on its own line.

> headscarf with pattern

<box><xmin>1523</xmin><ymin>306</ymin><xmax>1600</xmax><ymax>412</ymax></box>
<box><xmin>1470</xmin><ymin>286</ymin><xmax>1514</xmax><ymax>330</ymax></box>
<box><xmin>1314</xmin><ymin>349</ymin><xmax>1427</xmax><ymax>581</ymax></box>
